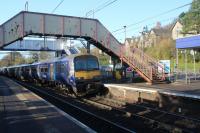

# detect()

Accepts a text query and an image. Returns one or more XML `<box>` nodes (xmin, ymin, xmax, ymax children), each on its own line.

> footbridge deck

<box><xmin>0</xmin><ymin>11</ymin><xmax>165</xmax><ymax>83</ymax></box>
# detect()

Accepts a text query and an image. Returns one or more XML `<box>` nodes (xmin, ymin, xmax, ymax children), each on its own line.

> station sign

<box><xmin>159</xmin><ymin>60</ymin><xmax>170</xmax><ymax>77</ymax></box>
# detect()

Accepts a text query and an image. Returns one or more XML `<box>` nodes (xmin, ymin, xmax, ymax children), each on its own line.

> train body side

<box><xmin>1</xmin><ymin>54</ymin><xmax>103</xmax><ymax>95</ymax></box>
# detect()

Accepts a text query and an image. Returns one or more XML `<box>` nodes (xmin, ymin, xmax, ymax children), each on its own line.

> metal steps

<box><xmin>118</xmin><ymin>46</ymin><xmax>166</xmax><ymax>83</ymax></box>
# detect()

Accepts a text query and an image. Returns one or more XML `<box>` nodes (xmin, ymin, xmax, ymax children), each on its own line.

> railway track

<box><xmin>84</xmin><ymin>96</ymin><xmax>200</xmax><ymax>132</ymax></box>
<box><xmin>15</xmin><ymin>79</ymin><xmax>135</xmax><ymax>133</ymax></box>
<box><xmin>88</xmin><ymin>96</ymin><xmax>200</xmax><ymax>123</ymax></box>
<box><xmin>14</xmin><ymin>79</ymin><xmax>200</xmax><ymax>133</ymax></box>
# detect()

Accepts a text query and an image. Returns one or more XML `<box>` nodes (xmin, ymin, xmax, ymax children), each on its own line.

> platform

<box><xmin>105</xmin><ymin>81</ymin><xmax>200</xmax><ymax>102</ymax></box>
<box><xmin>0</xmin><ymin>76</ymin><xmax>95</xmax><ymax>133</ymax></box>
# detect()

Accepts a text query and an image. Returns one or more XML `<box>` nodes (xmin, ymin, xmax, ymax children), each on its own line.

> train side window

<box><xmin>26</xmin><ymin>68</ymin><xmax>29</xmax><ymax>72</ymax></box>
<box><xmin>61</xmin><ymin>63</ymin><xmax>65</xmax><ymax>72</ymax></box>
<box><xmin>40</xmin><ymin>68</ymin><xmax>44</xmax><ymax>72</ymax></box>
<box><xmin>44</xmin><ymin>67</ymin><xmax>48</xmax><ymax>72</ymax></box>
<box><xmin>32</xmin><ymin>67</ymin><xmax>36</xmax><ymax>72</ymax></box>
<box><xmin>56</xmin><ymin>62</ymin><xmax>61</xmax><ymax>72</ymax></box>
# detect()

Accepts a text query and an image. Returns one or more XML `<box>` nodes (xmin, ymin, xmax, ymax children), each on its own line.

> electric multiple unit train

<box><xmin>0</xmin><ymin>54</ymin><xmax>103</xmax><ymax>95</ymax></box>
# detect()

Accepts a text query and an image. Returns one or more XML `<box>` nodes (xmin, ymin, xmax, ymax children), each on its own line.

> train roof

<box><xmin>33</xmin><ymin>53</ymin><xmax>96</xmax><ymax>65</ymax></box>
<box><xmin>6</xmin><ymin>64</ymin><xmax>31</xmax><ymax>68</ymax></box>
<box><xmin>3</xmin><ymin>54</ymin><xmax>97</xmax><ymax>68</ymax></box>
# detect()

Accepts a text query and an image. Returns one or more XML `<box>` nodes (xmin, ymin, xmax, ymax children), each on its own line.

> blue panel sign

<box><xmin>176</xmin><ymin>35</ymin><xmax>200</xmax><ymax>49</ymax></box>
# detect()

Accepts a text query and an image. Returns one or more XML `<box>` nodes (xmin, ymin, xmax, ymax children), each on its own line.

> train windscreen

<box><xmin>74</xmin><ymin>55</ymin><xmax>99</xmax><ymax>71</ymax></box>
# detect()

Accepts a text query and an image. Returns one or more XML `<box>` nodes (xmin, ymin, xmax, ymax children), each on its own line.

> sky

<box><xmin>0</xmin><ymin>0</ymin><xmax>192</xmax><ymax>59</ymax></box>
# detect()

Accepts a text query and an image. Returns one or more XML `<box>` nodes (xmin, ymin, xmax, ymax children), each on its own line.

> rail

<box><xmin>16</xmin><ymin>80</ymin><xmax>135</xmax><ymax>133</ymax></box>
<box><xmin>85</xmin><ymin>96</ymin><xmax>199</xmax><ymax>132</ymax></box>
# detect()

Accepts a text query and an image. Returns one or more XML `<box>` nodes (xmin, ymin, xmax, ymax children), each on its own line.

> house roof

<box><xmin>169</xmin><ymin>20</ymin><xmax>182</xmax><ymax>31</ymax></box>
<box><xmin>125</xmin><ymin>38</ymin><xmax>132</xmax><ymax>44</ymax></box>
<box><xmin>150</xmin><ymin>28</ymin><xmax>171</xmax><ymax>37</ymax></box>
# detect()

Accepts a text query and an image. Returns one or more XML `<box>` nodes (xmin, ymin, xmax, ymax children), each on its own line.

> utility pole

<box><xmin>123</xmin><ymin>25</ymin><xmax>127</xmax><ymax>79</ymax></box>
<box><xmin>142</xmin><ymin>33</ymin><xmax>144</xmax><ymax>53</ymax></box>
<box><xmin>121</xmin><ymin>25</ymin><xmax>126</xmax><ymax>66</ymax></box>
<box><xmin>124</xmin><ymin>25</ymin><xmax>127</xmax><ymax>56</ymax></box>
<box><xmin>142</xmin><ymin>26</ymin><xmax>147</xmax><ymax>53</ymax></box>
<box><xmin>140</xmin><ymin>27</ymin><xmax>146</xmax><ymax>60</ymax></box>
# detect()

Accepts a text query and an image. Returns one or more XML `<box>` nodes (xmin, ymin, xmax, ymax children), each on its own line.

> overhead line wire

<box><xmin>94</xmin><ymin>0</ymin><xmax>118</xmax><ymax>13</ymax></box>
<box><xmin>112</xmin><ymin>2</ymin><xmax>192</xmax><ymax>33</ymax></box>
<box><xmin>114</xmin><ymin>17</ymin><xmax>177</xmax><ymax>36</ymax></box>
<box><xmin>51</xmin><ymin>0</ymin><xmax>65</xmax><ymax>13</ymax></box>
<box><xmin>86</xmin><ymin>0</ymin><xmax>118</xmax><ymax>17</ymax></box>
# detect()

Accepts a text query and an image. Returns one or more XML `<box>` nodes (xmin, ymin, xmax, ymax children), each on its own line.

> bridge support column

<box><xmin>87</xmin><ymin>42</ymin><xmax>90</xmax><ymax>54</ymax></box>
<box><xmin>122</xmin><ymin>63</ymin><xmax>127</xmax><ymax>80</ymax></box>
<box><xmin>55</xmin><ymin>50</ymin><xmax>66</xmax><ymax>57</ymax></box>
<box><xmin>112</xmin><ymin>57</ymin><xmax>117</xmax><ymax>80</ymax></box>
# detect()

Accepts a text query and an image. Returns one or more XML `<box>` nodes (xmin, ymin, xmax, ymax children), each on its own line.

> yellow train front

<box><xmin>73</xmin><ymin>54</ymin><xmax>103</xmax><ymax>95</ymax></box>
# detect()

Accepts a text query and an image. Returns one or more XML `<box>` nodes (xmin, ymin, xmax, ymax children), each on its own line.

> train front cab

<box><xmin>74</xmin><ymin>55</ymin><xmax>102</xmax><ymax>94</ymax></box>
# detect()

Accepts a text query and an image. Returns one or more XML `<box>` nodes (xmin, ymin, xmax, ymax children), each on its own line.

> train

<box><xmin>0</xmin><ymin>54</ymin><xmax>103</xmax><ymax>95</ymax></box>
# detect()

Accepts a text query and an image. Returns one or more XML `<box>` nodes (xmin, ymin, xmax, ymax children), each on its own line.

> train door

<box><xmin>50</xmin><ymin>63</ymin><xmax>54</xmax><ymax>80</ymax></box>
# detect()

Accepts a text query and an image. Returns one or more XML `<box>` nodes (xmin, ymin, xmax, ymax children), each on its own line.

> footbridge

<box><xmin>0</xmin><ymin>11</ymin><xmax>165</xmax><ymax>83</ymax></box>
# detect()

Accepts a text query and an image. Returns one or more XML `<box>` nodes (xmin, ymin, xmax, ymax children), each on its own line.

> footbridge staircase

<box><xmin>0</xmin><ymin>11</ymin><xmax>166</xmax><ymax>83</ymax></box>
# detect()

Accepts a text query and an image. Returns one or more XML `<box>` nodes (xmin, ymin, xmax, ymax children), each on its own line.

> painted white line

<box><xmin>160</xmin><ymin>91</ymin><xmax>200</xmax><ymax>99</ymax></box>
<box><xmin>15</xmin><ymin>93</ymin><xmax>27</xmax><ymax>101</ymax></box>
<box><xmin>105</xmin><ymin>84</ymin><xmax>157</xmax><ymax>93</ymax></box>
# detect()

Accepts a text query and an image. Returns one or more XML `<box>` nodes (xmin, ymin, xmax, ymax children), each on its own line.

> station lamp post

<box><xmin>193</xmin><ymin>50</ymin><xmax>196</xmax><ymax>80</ymax></box>
<box><xmin>124</xmin><ymin>26</ymin><xmax>127</xmax><ymax>41</ymax></box>
<box><xmin>175</xmin><ymin>48</ymin><xmax>179</xmax><ymax>81</ymax></box>
<box><xmin>185</xmin><ymin>49</ymin><xmax>188</xmax><ymax>84</ymax></box>
<box><xmin>123</xmin><ymin>25</ymin><xmax>126</xmax><ymax>64</ymax></box>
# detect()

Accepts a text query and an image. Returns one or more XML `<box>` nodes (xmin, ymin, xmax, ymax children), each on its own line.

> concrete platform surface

<box><xmin>0</xmin><ymin>76</ymin><xmax>95</xmax><ymax>133</ymax></box>
<box><xmin>105</xmin><ymin>81</ymin><xmax>200</xmax><ymax>100</ymax></box>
